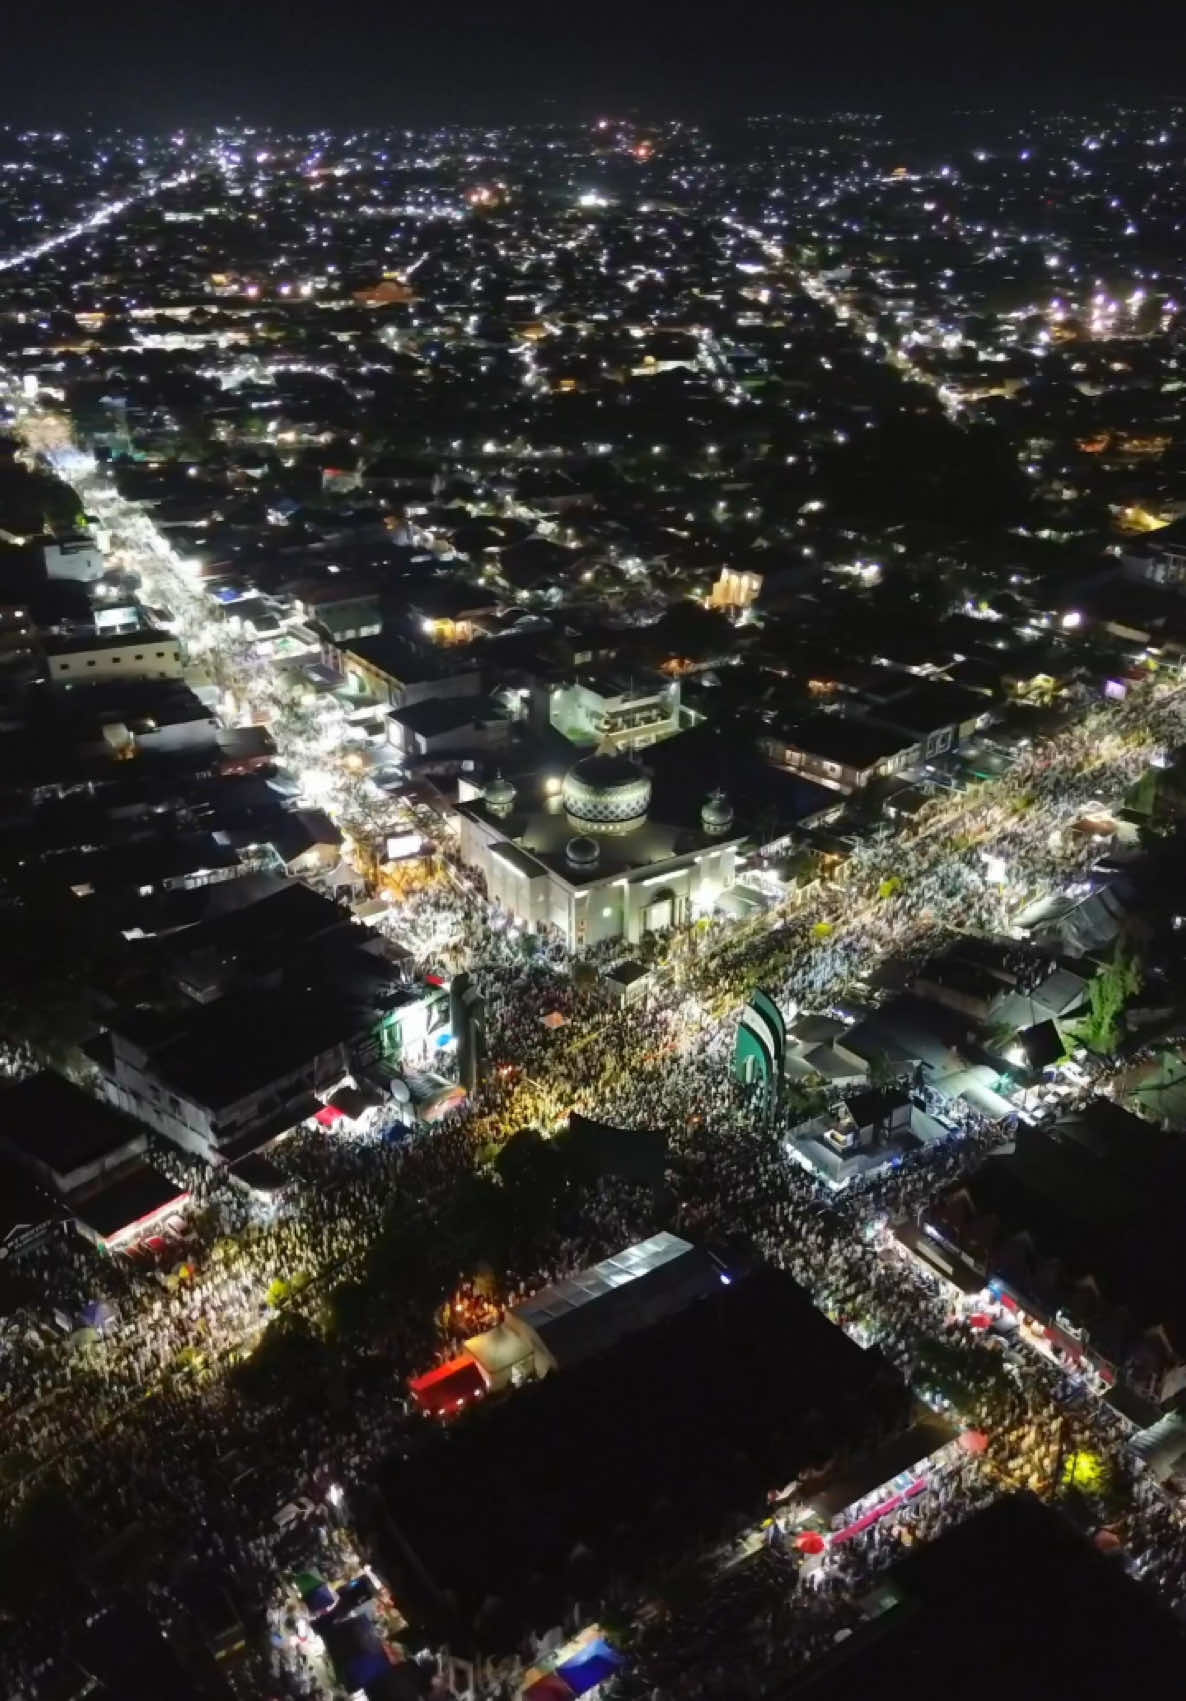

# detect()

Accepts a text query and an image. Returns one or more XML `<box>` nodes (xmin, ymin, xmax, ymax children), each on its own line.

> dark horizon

<box><xmin>6</xmin><ymin>0</ymin><xmax>1186</xmax><ymax>130</ymax></box>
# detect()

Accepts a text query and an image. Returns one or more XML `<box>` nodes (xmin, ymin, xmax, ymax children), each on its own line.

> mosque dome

<box><xmin>484</xmin><ymin>774</ymin><xmax>516</xmax><ymax>816</ymax></box>
<box><xmin>701</xmin><ymin>789</ymin><xmax>734</xmax><ymax>834</ymax></box>
<box><xmin>565</xmin><ymin>834</ymin><xmax>601</xmax><ymax>870</ymax></box>
<box><xmin>562</xmin><ymin>751</ymin><xmax>651</xmax><ymax>836</ymax></box>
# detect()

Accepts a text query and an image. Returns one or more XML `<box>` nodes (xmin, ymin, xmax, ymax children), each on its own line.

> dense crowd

<box><xmin>3</xmin><ymin>443</ymin><xmax>1186</xmax><ymax>1696</ymax></box>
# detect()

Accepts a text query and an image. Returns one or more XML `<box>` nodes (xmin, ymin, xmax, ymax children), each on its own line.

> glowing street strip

<box><xmin>0</xmin><ymin>172</ymin><xmax>192</xmax><ymax>274</ymax></box>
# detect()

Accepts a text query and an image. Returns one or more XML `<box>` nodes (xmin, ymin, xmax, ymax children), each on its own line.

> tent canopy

<box><xmin>409</xmin><ymin>1353</ymin><xmax>485</xmax><ymax>1417</ymax></box>
<box><xmin>556</xmin><ymin>1637</ymin><xmax>624</xmax><ymax>1697</ymax></box>
<box><xmin>464</xmin><ymin>1320</ymin><xmax>533</xmax><ymax>1382</ymax></box>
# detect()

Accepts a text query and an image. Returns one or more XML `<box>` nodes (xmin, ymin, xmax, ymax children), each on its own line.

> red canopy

<box><xmin>959</xmin><ymin>1429</ymin><xmax>990</xmax><ymax>1455</ymax></box>
<box><xmin>409</xmin><ymin>1353</ymin><xmax>485</xmax><ymax>1418</ymax></box>
<box><xmin>795</xmin><ymin>1530</ymin><xmax>827</xmax><ymax>1555</ymax></box>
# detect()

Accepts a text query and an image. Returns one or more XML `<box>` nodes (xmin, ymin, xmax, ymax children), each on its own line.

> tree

<box><xmin>1072</xmin><ymin>944</ymin><xmax>1143</xmax><ymax>1055</ymax></box>
<box><xmin>231</xmin><ymin>1315</ymin><xmax>334</xmax><ymax>1404</ymax></box>
<box><xmin>865</xmin><ymin>1050</ymin><xmax>902</xmax><ymax>1090</ymax></box>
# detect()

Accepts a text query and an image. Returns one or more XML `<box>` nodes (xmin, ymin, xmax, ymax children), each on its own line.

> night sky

<box><xmin>5</xmin><ymin>0</ymin><xmax>1185</xmax><ymax>128</ymax></box>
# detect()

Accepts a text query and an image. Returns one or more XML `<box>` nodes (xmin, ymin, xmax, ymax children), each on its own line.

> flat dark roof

<box><xmin>790</xmin><ymin>1495</ymin><xmax>1184</xmax><ymax>1701</ymax></box>
<box><xmin>340</xmin><ymin>632</ymin><xmax>479</xmax><ymax>686</ymax></box>
<box><xmin>162</xmin><ymin>881</ymin><xmax>349</xmax><ymax>975</ymax></box>
<box><xmin>70</xmin><ymin>1163</ymin><xmax>184</xmax><ymax>1240</ymax></box>
<box><xmin>390</xmin><ymin>695</ymin><xmax>499</xmax><ymax>735</ymax></box>
<box><xmin>376</xmin><ymin>1265</ymin><xmax>909</xmax><ymax>1651</ymax></box>
<box><xmin>931</xmin><ymin>1100</ymin><xmax>1186</xmax><ymax>1345</ymax></box>
<box><xmin>111</xmin><ymin>942</ymin><xmax>416</xmax><ymax>1110</ymax></box>
<box><xmin>782</xmin><ymin>713</ymin><xmax>918</xmax><ymax>769</ymax></box>
<box><xmin>0</xmin><ymin>1073</ymin><xmax>146</xmax><ymax>1180</ymax></box>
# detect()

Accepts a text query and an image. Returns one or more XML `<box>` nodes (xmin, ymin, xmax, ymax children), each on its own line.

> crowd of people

<box><xmin>3</xmin><ymin>445</ymin><xmax>1186</xmax><ymax>1696</ymax></box>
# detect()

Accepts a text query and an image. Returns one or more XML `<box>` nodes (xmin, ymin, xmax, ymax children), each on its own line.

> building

<box><xmin>789</xmin><ymin>1494</ymin><xmax>1185</xmax><ymax>1701</ymax></box>
<box><xmin>707</xmin><ymin>566</ymin><xmax>763</xmax><ymax>612</ymax></box>
<box><xmin>419</xmin><ymin>1233</ymin><xmax>720</xmax><ymax>1405</ymax></box>
<box><xmin>924</xmin><ymin>1100</ymin><xmax>1186</xmax><ymax>1403</ymax></box>
<box><xmin>457</xmin><ymin>748</ymin><xmax>745</xmax><ymax>949</ymax></box>
<box><xmin>374</xmin><ymin>1264</ymin><xmax>911</xmax><ymax>1657</ymax></box>
<box><xmin>763</xmin><ymin>713</ymin><xmax>920</xmax><ymax>793</ymax></box>
<box><xmin>387</xmin><ymin>696</ymin><xmax>512</xmax><ymax>761</ymax></box>
<box><xmin>505</xmin><ymin>1232</ymin><xmax>720</xmax><ymax>1376</ymax></box>
<box><xmin>42</xmin><ymin>628</ymin><xmax>184</xmax><ymax>687</ymax></box>
<box><xmin>330</xmin><ymin>632</ymin><xmax>482</xmax><ymax>710</ymax></box>
<box><xmin>1123</xmin><ymin>516</ymin><xmax>1186</xmax><ymax>591</ymax></box>
<box><xmin>89</xmin><ymin>940</ymin><xmax>447</xmax><ymax>1163</ymax></box>
<box><xmin>786</xmin><ymin>1085</ymin><xmax>950</xmax><ymax>1191</ymax></box>
<box><xmin>547</xmin><ymin>669</ymin><xmax>681</xmax><ymax>751</ymax></box>
<box><xmin>0</xmin><ymin>1072</ymin><xmax>186</xmax><ymax>1248</ymax></box>
<box><xmin>42</xmin><ymin>534</ymin><xmax>104</xmax><ymax>583</ymax></box>
<box><xmin>870</xmin><ymin>678</ymin><xmax>991</xmax><ymax>760</ymax></box>
<box><xmin>285</xmin><ymin>577</ymin><xmax>382</xmax><ymax>641</ymax></box>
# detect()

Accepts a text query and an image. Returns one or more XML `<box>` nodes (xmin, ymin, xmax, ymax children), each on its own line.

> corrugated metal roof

<box><xmin>515</xmin><ymin>1232</ymin><xmax>693</xmax><ymax>1326</ymax></box>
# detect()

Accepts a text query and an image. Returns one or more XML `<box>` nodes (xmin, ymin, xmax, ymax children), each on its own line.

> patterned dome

<box><xmin>563</xmin><ymin>752</ymin><xmax>651</xmax><ymax>836</ymax></box>
<box><xmin>701</xmin><ymin>789</ymin><xmax>734</xmax><ymax>834</ymax></box>
<box><xmin>565</xmin><ymin>834</ymin><xmax>601</xmax><ymax>869</ymax></box>
<box><xmin>484</xmin><ymin>775</ymin><xmax>516</xmax><ymax>815</ymax></box>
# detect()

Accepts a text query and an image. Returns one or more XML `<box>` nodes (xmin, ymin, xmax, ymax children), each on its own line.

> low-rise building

<box><xmin>387</xmin><ymin>695</ymin><xmax>512</xmax><ymax>761</ymax></box>
<box><xmin>89</xmin><ymin>941</ymin><xmax>446</xmax><ymax>1163</ymax></box>
<box><xmin>925</xmin><ymin>1099</ymin><xmax>1186</xmax><ymax>1404</ymax></box>
<box><xmin>330</xmin><ymin>632</ymin><xmax>482</xmax><ymax>710</ymax></box>
<box><xmin>42</xmin><ymin>533</ymin><xmax>104</xmax><ymax>583</ymax></box>
<box><xmin>763</xmin><ymin>712</ymin><xmax>920</xmax><ymax>792</ymax></box>
<box><xmin>0</xmin><ymin>1072</ymin><xmax>186</xmax><ymax>1248</ymax></box>
<box><xmin>547</xmin><ymin>668</ymin><xmax>681</xmax><ymax>751</ymax></box>
<box><xmin>377</xmin><ymin>1262</ymin><xmax>910</xmax><ymax>1659</ymax></box>
<box><xmin>43</xmin><ymin>628</ymin><xmax>184</xmax><ymax>687</ymax></box>
<box><xmin>1122</xmin><ymin>516</ymin><xmax>1186</xmax><ymax>591</ymax></box>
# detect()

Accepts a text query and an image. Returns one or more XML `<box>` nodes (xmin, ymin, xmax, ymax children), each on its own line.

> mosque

<box><xmin>456</xmin><ymin>741</ymin><xmax>745</xmax><ymax>950</ymax></box>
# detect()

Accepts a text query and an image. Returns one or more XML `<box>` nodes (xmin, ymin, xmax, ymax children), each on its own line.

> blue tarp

<box><xmin>556</xmin><ymin>1638</ymin><xmax>623</xmax><ymax>1697</ymax></box>
<box><xmin>304</xmin><ymin>1582</ymin><xmax>336</xmax><ymax>1615</ymax></box>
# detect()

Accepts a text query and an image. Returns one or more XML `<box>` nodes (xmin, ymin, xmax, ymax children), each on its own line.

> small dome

<box><xmin>565</xmin><ymin>834</ymin><xmax>600</xmax><ymax>869</ymax></box>
<box><xmin>563</xmin><ymin>751</ymin><xmax>651</xmax><ymax>836</ymax></box>
<box><xmin>701</xmin><ymin>789</ymin><xmax>734</xmax><ymax>834</ymax></box>
<box><xmin>485</xmin><ymin>774</ymin><xmax>516</xmax><ymax>815</ymax></box>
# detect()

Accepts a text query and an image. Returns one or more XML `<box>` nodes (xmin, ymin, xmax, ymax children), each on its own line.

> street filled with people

<box><xmin>3</xmin><ymin>406</ymin><xmax>1186</xmax><ymax>1697</ymax></box>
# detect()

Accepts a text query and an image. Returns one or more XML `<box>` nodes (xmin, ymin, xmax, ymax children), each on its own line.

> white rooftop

<box><xmin>514</xmin><ymin>1232</ymin><xmax>695</xmax><ymax>1331</ymax></box>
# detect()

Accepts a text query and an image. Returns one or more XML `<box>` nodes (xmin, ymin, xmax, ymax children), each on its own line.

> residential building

<box><xmin>762</xmin><ymin>713</ymin><xmax>920</xmax><ymax>792</ymax></box>
<box><xmin>925</xmin><ymin>1100</ymin><xmax>1186</xmax><ymax>1404</ymax></box>
<box><xmin>0</xmin><ymin>1072</ymin><xmax>186</xmax><ymax>1249</ymax></box>
<box><xmin>42</xmin><ymin>534</ymin><xmax>103</xmax><ymax>583</ymax></box>
<box><xmin>43</xmin><ymin>628</ymin><xmax>184</xmax><ymax>687</ymax></box>
<box><xmin>707</xmin><ymin>566</ymin><xmax>763</xmax><ymax>611</ymax></box>
<box><xmin>388</xmin><ymin>695</ymin><xmax>512</xmax><ymax>761</ymax></box>
<box><xmin>329</xmin><ymin>632</ymin><xmax>482</xmax><ymax>710</ymax></box>
<box><xmin>89</xmin><ymin>940</ymin><xmax>446</xmax><ymax>1164</ymax></box>
<box><xmin>547</xmin><ymin>669</ymin><xmax>681</xmax><ymax>750</ymax></box>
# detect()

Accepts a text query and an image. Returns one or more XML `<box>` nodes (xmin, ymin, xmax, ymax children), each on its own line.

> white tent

<box><xmin>464</xmin><ymin>1319</ymin><xmax>537</xmax><ymax>1389</ymax></box>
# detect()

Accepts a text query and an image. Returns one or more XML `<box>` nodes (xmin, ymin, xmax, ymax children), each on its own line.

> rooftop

<box><xmin>512</xmin><ymin>1232</ymin><xmax>718</xmax><ymax>1365</ymax></box>
<box><xmin>42</xmin><ymin>628</ymin><xmax>179</xmax><ymax>656</ymax></box>
<box><xmin>790</xmin><ymin>1495</ymin><xmax>1184</xmax><ymax>1701</ymax></box>
<box><xmin>778</xmin><ymin>713</ymin><xmax>919</xmax><ymax>770</ymax></box>
<box><xmin>0</xmin><ymin>1072</ymin><xmax>147</xmax><ymax>1184</ymax></box>
<box><xmin>376</xmin><ymin>1265</ymin><xmax>909</xmax><ymax>1651</ymax></box>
